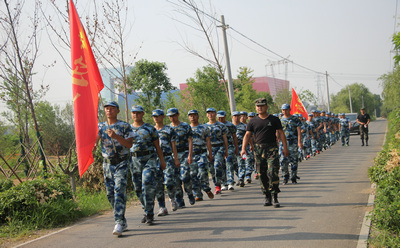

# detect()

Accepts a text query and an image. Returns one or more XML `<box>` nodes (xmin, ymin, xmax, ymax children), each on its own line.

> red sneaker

<box><xmin>214</xmin><ymin>186</ymin><xmax>221</xmax><ymax>195</ymax></box>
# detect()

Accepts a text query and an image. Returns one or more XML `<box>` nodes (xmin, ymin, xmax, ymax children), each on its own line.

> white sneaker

<box><xmin>228</xmin><ymin>185</ymin><xmax>234</xmax><ymax>190</ymax></box>
<box><xmin>170</xmin><ymin>199</ymin><xmax>178</xmax><ymax>211</ymax></box>
<box><xmin>221</xmin><ymin>186</ymin><xmax>228</xmax><ymax>191</ymax></box>
<box><xmin>157</xmin><ymin>207</ymin><xmax>169</xmax><ymax>216</ymax></box>
<box><xmin>113</xmin><ymin>224</ymin><xmax>122</xmax><ymax>236</ymax></box>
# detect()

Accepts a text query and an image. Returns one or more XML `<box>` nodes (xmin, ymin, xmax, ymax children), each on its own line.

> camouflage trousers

<box><xmin>237</xmin><ymin>145</ymin><xmax>253</xmax><ymax>182</ymax></box>
<box><xmin>226</xmin><ymin>145</ymin><xmax>238</xmax><ymax>186</ymax></box>
<box><xmin>324</xmin><ymin>131</ymin><xmax>331</xmax><ymax>148</ymax></box>
<box><xmin>280</xmin><ymin>140</ymin><xmax>299</xmax><ymax>180</ymax></box>
<box><xmin>175</xmin><ymin>151</ymin><xmax>194</xmax><ymax>203</ymax></box>
<box><xmin>303</xmin><ymin>136</ymin><xmax>312</xmax><ymax>157</ymax></box>
<box><xmin>341</xmin><ymin>128</ymin><xmax>350</xmax><ymax>145</ymax></box>
<box><xmin>191</xmin><ymin>152</ymin><xmax>212</xmax><ymax>198</ymax></box>
<box><xmin>103</xmin><ymin>157</ymin><xmax>129</xmax><ymax>225</ymax></box>
<box><xmin>209</xmin><ymin>146</ymin><xmax>226</xmax><ymax>187</ymax></box>
<box><xmin>317</xmin><ymin>131</ymin><xmax>325</xmax><ymax>151</ymax></box>
<box><xmin>310</xmin><ymin>138</ymin><xmax>317</xmax><ymax>154</ymax></box>
<box><xmin>130</xmin><ymin>153</ymin><xmax>157</xmax><ymax>215</ymax></box>
<box><xmin>254</xmin><ymin>143</ymin><xmax>280</xmax><ymax>195</ymax></box>
<box><xmin>155</xmin><ymin>155</ymin><xmax>178</xmax><ymax>208</ymax></box>
<box><xmin>330</xmin><ymin>131</ymin><xmax>336</xmax><ymax>144</ymax></box>
<box><xmin>244</xmin><ymin>146</ymin><xmax>254</xmax><ymax>180</ymax></box>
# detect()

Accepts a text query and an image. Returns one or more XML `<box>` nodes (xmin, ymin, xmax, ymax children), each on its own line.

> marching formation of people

<box><xmin>95</xmin><ymin>98</ymin><xmax>370</xmax><ymax>237</ymax></box>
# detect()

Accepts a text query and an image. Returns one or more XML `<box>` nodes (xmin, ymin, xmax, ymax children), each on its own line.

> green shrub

<box><xmin>0</xmin><ymin>176</ymin><xmax>80</xmax><ymax>225</ymax></box>
<box><xmin>0</xmin><ymin>179</ymin><xmax>13</xmax><ymax>193</ymax></box>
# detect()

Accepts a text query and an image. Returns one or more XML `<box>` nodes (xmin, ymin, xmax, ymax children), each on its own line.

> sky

<box><xmin>1</xmin><ymin>0</ymin><xmax>398</xmax><ymax>114</ymax></box>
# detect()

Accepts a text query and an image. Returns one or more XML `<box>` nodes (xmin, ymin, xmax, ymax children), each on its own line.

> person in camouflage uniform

<box><xmin>152</xmin><ymin>109</ymin><xmax>181</xmax><ymax>215</ymax></box>
<box><xmin>279</xmin><ymin>104</ymin><xmax>303</xmax><ymax>184</ymax></box>
<box><xmin>217</xmin><ymin>110</ymin><xmax>239</xmax><ymax>190</ymax></box>
<box><xmin>247</xmin><ymin>112</ymin><xmax>258</xmax><ymax>180</ymax></box>
<box><xmin>306</xmin><ymin>113</ymin><xmax>318</xmax><ymax>157</ymax></box>
<box><xmin>313</xmin><ymin>110</ymin><xmax>324</xmax><ymax>154</ymax></box>
<box><xmin>167</xmin><ymin>108</ymin><xmax>195</xmax><ymax>207</ymax></box>
<box><xmin>242</xmin><ymin>98</ymin><xmax>288</xmax><ymax>208</ymax></box>
<box><xmin>299</xmin><ymin>114</ymin><xmax>311</xmax><ymax>160</ymax></box>
<box><xmin>204</xmin><ymin>108</ymin><xmax>228</xmax><ymax>195</ymax></box>
<box><xmin>96</xmin><ymin>101</ymin><xmax>134</xmax><ymax>236</ymax></box>
<box><xmin>339</xmin><ymin>113</ymin><xmax>351</xmax><ymax>146</ymax></box>
<box><xmin>130</xmin><ymin>105</ymin><xmax>166</xmax><ymax>225</ymax></box>
<box><xmin>188</xmin><ymin>109</ymin><xmax>215</xmax><ymax>201</ymax></box>
<box><xmin>240</xmin><ymin>111</ymin><xmax>254</xmax><ymax>183</ymax></box>
<box><xmin>320</xmin><ymin>110</ymin><xmax>332</xmax><ymax>149</ymax></box>
<box><xmin>232</xmin><ymin>111</ymin><xmax>249</xmax><ymax>187</ymax></box>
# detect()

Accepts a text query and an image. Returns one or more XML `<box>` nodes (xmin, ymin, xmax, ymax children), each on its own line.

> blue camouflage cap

<box><xmin>166</xmin><ymin>108</ymin><xmax>179</xmax><ymax>116</ymax></box>
<box><xmin>281</xmin><ymin>103</ymin><xmax>290</xmax><ymax>110</ymax></box>
<box><xmin>104</xmin><ymin>101</ymin><xmax>119</xmax><ymax>109</ymax></box>
<box><xmin>217</xmin><ymin>110</ymin><xmax>226</xmax><ymax>117</ymax></box>
<box><xmin>131</xmin><ymin>105</ymin><xmax>144</xmax><ymax>112</ymax></box>
<box><xmin>206</xmin><ymin>107</ymin><xmax>216</xmax><ymax>112</ymax></box>
<box><xmin>188</xmin><ymin>109</ymin><xmax>199</xmax><ymax>115</ymax></box>
<box><xmin>152</xmin><ymin>109</ymin><xmax>164</xmax><ymax>116</ymax></box>
<box><xmin>321</xmin><ymin>110</ymin><xmax>326</xmax><ymax>113</ymax></box>
<box><xmin>273</xmin><ymin>113</ymin><xmax>278</xmax><ymax>117</ymax></box>
<box><xmin>248</xmin><ymin>112</ymin><xmax>256</xmax><ymax>117</ymax></box>
<box><xmin>308</xmin><ymin>113</ymin><xmax>313</xmax><ymax>116</ymax></box>
<box><xmin>298</xmin><ymin>114</ymin><xmax>303</xmax><ymax>117</ymax></box>
<box><xmin>232</xmin><ymin>111</ymin><xmax>241</xmax><ymax>116</ymax></box>
<box><xmin>240</xmin><ymin>111</ymin><xmax>248</xmax><ymax>116</ymax></box>
<box><xmin>311</xmin><ymin>109</ymin><xmax>316</xmax><ymax>113</ymax></box>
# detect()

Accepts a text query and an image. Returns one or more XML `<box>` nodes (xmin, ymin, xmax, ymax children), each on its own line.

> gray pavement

<box><xmin>16</xmin><ymin>119</ymin><xmax>386</xmax><ymax>248</ymax></box>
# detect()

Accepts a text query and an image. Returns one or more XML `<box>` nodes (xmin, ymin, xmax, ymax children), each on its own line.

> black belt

<box><xmin>212</xmin><ymin>143</ymin><xmax>223</xmax><ymax>147</ymax></box>
<box><xmin>193</xmin><ymin>149</ymin><xmax>207</xmax><ymax>155</ymax></box>
<box><xmin>177</xmin><ymin>147</ymin><xmax>188</xmax><ymax>153</ymax></box>
<box><xmin>256</xmin><ymin>142</ymin><xmax>277</xmax><ymax>148</ymax></box>
<box><xmin>163</xmin><ymin>152</ymin><xmax>172</xmax><ymax>157</ymax></box>
<box><xmin>104</xmin><ymin>156</ymin><xmax>129</xmax><ymax>164</ymax></box>
<box><xmin>131</xmin><ymin>150</ymin><xmax>153</xmax><ymax>157</ymax></box>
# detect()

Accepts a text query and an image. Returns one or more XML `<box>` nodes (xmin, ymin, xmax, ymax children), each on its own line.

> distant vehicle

<box><xmin>345</xmin><ymin>113</ymin><xmax>360</xmax><ymax>135</ymax></box>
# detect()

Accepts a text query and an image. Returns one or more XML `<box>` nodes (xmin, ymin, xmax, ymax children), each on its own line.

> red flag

<box><xmin>290</xmin><ymin>88</ymin><xmax>308</xmax><ymax>117</ymax></box>
<box><xmin>69</xmin><ymin>0</ymin><xmax>104</xmax><ymax>177</ymax></box>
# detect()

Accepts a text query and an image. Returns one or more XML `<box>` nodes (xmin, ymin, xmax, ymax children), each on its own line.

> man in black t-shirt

<box><xmin>357</xmin><ymin>108</ymin><xmax>371</xmax><ymax>146</ymax></box>
<box><xmin>241</xmin><ymin>98</ymin><xmax>288</xmax><ymax>208</ymax></box>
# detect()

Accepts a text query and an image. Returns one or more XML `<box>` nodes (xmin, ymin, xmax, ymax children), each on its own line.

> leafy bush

<box><xmin>0</xmin><ymin>179</ymin><xmax>13</xmax><ymax>193</ymax></box>
<box><xmin>0</xmin><ymin>175</ymin><xmax>81</xmax><ymax>225</ymax></box>
<box><xmin>368</xmin><ymin>108</ymin><xmax>400</xmax><ymax>247</ymax></box>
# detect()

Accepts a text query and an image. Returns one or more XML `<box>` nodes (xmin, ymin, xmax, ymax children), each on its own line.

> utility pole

<box><xmin>220</xmin><ymin>15</ymin><xmax>236</xmax><ymax>113</ymax></box>
<box><xmin>325</xmin><ymin>71</ymin><xmax>331</xmax><ymax>112</ymax></box>
<box><xmin>348</xmin><ymin>86</ymin><xmax>353</xmax><ymax>113</ymax></box>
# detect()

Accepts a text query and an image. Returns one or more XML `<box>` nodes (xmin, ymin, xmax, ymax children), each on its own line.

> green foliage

<box><xmin>368</xmin><ymin>108</ymin><xmax>400</xmax><ymax>246</ymax></box>
<box><xmin>127</xmin><ymin>59</ymin><xmax>176</xmax><ymax>113</ymax></box>
<box><xmin>298</xmin><ymin>89</ymin><xmax>318</xmax><ymax>106</ymax></box>
<box><xmin>330</xmin><ymin>83</ymin><xmax>380</xmax><ymax>116</ymax></box>
<box><xmin>182</xmin><ymin>65</ymin><xmax>230</xmax><ymax>123</ymax></box>
<box><xmin>34</xmin><ymin>101</ymin><xmax>75</xmax><ymax>155</ymax></box>
<box><xmin>393</xmin><ymin>32</ymin><xmax>400</xmax><ymax>67</ymax></box>
<box><xmin>0</xmin><ymin>122</ymin><xmax>19</xmax><ymax>155</ymax></box>
<box><xmin>0</xmin><ymin>179</ymin><xmax>13</xmax><ymax>193</ymax></box>
<box><xmin>0</xmin><ymin>175</ymin><xmax>76</xmax><ymax>224</ymax></box>
<box><xmin>380</xmin><ymin>65</ymin><xmax>400</xmax><ymax>116</ymax></box>
<box><xmin>273</xmin><ymin>89</ymin><xmax>292</xmax><ymax>113</ymax></box>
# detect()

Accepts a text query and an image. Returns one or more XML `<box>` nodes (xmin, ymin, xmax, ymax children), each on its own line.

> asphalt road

<box><xmin>16</xmin><ymin>119</ymin><xmax>386</xmax><ymax>248</ymax></box>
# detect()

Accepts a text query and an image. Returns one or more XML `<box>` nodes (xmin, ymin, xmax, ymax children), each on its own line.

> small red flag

<box><xmin>290</xmin><ymin>88</ymin><xmax>308</xmax><ymax>117</ymax></box>
<box><xmin>69</xmin><ymin>0</ymin><xmax>104</xmax><ymax>176</ymax></box>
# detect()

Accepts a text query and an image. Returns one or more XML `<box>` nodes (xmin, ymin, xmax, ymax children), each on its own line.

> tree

<box><xmin>273</xmin><ymin>89</ymin><xmax>292</xmax><ymax>112</ymax></box>
<box><xmin>234</xmin><ymin>67</ymin><xmax>256</xmax><ymax>112</ymax></box>
<box><xmin>0</xmin><ymin>0</ymin><xmax>49</xmax><ymax>176</ymax></box>
<box><xmin>330</xmin><ymin>83</ymin><xmax>379</xmax><ymax>116</ymax></box>
<box><xmin>379</xmin><ymin>66</ymin><xmax>400</xmax><ymax>116</ymax></box>
<box><xmin>182</xmin><ymin>65</ymin><xmax>229</xmax><ymax>123</ymax></box>
<box><xmin>127</xmin><ymin>59</ymin><xmax>176</xmax><ymax>114</ymax></box>
<box><xmin>393</xmin><ymin>32</ymin><xmax>400</xmax><ymax>67</ymax></box>
<box><xmin>298</xmin><ymin>89</ymin><xmax>318</xmax><ymax>106</ymax></box>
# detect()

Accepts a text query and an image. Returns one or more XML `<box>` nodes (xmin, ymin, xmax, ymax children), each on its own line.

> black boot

<box><xmin>273</xmin><ymin>193</ymin><xmax>280</xmax><ymax>208</ymax></box>
<box><xmin>361</xmin><ymin>139</ymin><xmax>364</xmax><ymax>146</ymax></box>
<box><xmin>366</xmin><ymin>140</ymin><xmax>368</xmax><ymax>146</ymax></box>
<box><xmin>264</xmin><ymin>192</ymin><xmax>272</xmax><ymax>206</ymax></box>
